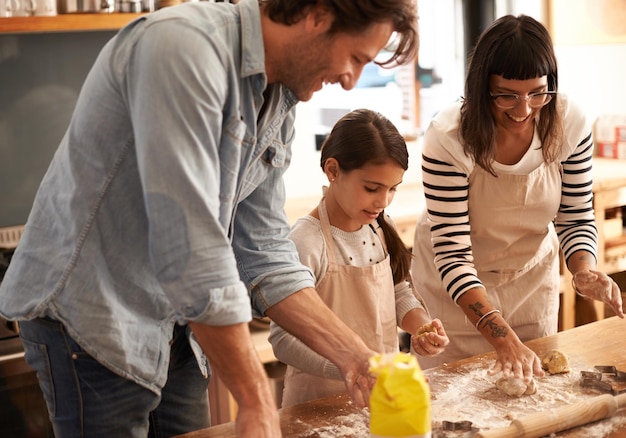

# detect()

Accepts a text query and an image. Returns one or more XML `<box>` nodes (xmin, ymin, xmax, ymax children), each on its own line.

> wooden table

<box><xmin>178</xmin><ymin>317</ymin><xmax>626</xmax><ymax>437</ymax></box>
<box><xmin>428</xmin><ymin>316</ymin><xmax>626</xmax><ymax>438</ymax></box>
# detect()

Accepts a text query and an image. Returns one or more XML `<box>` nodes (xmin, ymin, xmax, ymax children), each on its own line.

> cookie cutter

<box><xmin>432</xmin><ymin>420</ymin><xmax>479</xmax><ymax>437</ymax></box>
<box><xmin>594</xmin><ymin>365</ymin><xmax>626</xmax><ymax>381</ymax></box>
<box><xmin>580</xmin><ymin>366</ymin><xmax>626</xmax><ymax>395</ymax></box>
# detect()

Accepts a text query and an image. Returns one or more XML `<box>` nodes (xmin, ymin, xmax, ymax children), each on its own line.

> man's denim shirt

<box><xmin>0</xmin><ymin>0</ymin><xmax>315</xmax><ymax>394</ymax></box>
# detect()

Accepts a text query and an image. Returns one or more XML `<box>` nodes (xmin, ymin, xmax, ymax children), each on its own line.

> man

<box><xmin>0</xmin><ymin>0</ymin><xmax>418</xmax><ymax>436</ymax></box>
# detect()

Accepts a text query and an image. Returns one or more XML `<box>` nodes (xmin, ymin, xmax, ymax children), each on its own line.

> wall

<box><xmin>0</xmin><ymin>32</ymin><xmax>116</xmax><ymax>230</ymax></box>
<box><xmin>556</xmin><ymin>45</ymin><xmax>626</xmax><ymax>123</ymax></box>
<box><xmin>2</xmin><ymin>1</ymin><xmax>625</xmax><ymax>214</ymax></box>
<box><xmin>508</xmin><ymin>1</ymin><xmax>626</xmax><ymax>122</ymax></box>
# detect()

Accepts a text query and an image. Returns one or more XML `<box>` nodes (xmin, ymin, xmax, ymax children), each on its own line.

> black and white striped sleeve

<box><xmin>555</xmin><ymin>131</ymin><xmax>598</xmax><ymax>264</ymax></box>
<box><xmin>421</xmin><ymin>152</ymin><xmax>481</xmax><ymax>303</ymax></box>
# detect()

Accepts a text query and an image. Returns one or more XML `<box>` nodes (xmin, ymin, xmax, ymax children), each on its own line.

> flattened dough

<box><xmin>496</xmin><ymin>377</ymin><xmax>537</xmax><ymax>397</ymax></box>
<box><xmin>541</xmin><ymin>349</ymin><xmax>570</xmax><ymax>374</ymax></box>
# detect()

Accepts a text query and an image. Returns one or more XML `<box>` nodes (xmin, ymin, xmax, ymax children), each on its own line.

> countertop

<box><xmin>178</xmin><ymin>316</ymin><xmax>626</xmax><ymax>437</ymax></box>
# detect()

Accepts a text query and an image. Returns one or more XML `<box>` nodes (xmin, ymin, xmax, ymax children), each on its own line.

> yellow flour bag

<box><xmin>369</xmin><ymin>352</ymin><xmax>431</xmax><ymax>438</ymax></box>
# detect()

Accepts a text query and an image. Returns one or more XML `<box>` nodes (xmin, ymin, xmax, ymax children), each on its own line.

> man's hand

<box><xmin>340</xmin><ymin>354</ymin><xmax>377</xmax><ymax>407</ymax></box>
<box><xmin>189</xmin><ymin>322</ymin><xmax>281</xmax><ymax>437</ymax></box>
<box><xmin>266</xmin><ymin>288</ymin><xmax>378</xmax><ymax>407</ymax></box>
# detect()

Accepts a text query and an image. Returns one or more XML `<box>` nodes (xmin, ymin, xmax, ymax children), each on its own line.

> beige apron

<box><xmin>281</xmin><ymin>199</ymin><xmax>399</xmax><ymax>407</ymax></box>
<box><xmin>413</xmin><ymin>160</ymin><xmax>562</xmax><ymax>369</ymax></box>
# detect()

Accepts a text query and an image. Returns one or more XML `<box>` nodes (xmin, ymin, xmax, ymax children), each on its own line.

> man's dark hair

<box><xmin>260</xmin><ymin>0</ymin><xmax>418</xmax><ymax>66</ymax></box>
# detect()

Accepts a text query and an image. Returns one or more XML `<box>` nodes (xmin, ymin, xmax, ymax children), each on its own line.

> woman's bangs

<box><xmin>490</xmin><ymin>40</ymin><xmax>551</xmax><ymax>80</ymax></box>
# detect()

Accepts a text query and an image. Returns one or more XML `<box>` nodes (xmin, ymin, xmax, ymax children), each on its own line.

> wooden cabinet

<box><xmin>0</xmin><ymin>13</ymin><xmax>143</xmax><ymax>34</ymax></box>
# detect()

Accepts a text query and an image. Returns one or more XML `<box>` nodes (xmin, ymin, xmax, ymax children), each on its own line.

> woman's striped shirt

<box><xmin>420</xmin><ymin>95</ymin><xmax>597</xmax><ymax>302</ymax></box>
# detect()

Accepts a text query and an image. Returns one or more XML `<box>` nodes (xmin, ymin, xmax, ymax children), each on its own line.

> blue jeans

<box><xmin>19</xmin><ymin>317</ymin><xmax>210</xmax><ymax>438</ymax></box>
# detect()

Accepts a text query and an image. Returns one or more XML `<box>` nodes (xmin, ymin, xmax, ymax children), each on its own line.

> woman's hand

<box><xmin>487</xmin><ymin>339</ymin><xmax>545</xmax><ymax>383</ymax></box>
<box><xmin>411</xmin><ymin>318</ymin><xmax>450</xmax><ymax>357</ymax></box>
<box><xmin>573</xmin><ymin>270</ymin><xmax>624</xmax><ymax>318</ymax></box>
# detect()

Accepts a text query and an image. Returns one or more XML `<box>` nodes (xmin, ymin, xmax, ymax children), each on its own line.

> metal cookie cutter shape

<box><xmin>594</xmin><ymin>365</ymin><xmax>626</xmax><ymax>381</ymax></box>
<box><xmin>580</xmin><ymin>367</ymin><xmax>626</xmax><ymax>395</ymax></box>
<box><xmin>432</xmin><ymin>420</ymin><xmax>479</xmax><ymax>437</ymax></box>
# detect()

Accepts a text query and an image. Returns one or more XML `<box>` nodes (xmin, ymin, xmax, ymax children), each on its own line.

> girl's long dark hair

<box><xmin>320</xmin><ymin>108</ymin><xmax>412</xmax><ymax>284</ymax></box>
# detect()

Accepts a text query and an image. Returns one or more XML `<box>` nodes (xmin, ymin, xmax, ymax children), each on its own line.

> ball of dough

<box><xmin>496</xmin><ymin>377</ymin><xmax>537</xmax><ymax>397</ymax></box>
<box><xmin>415</xmin><ymin>322</ymin><xmax>435</xmax><ymax>338</ymax></box>
<box><xmin>541</xmin><ymin>349</ymin><xmax>570</xmax><ymax>374</ymax></box>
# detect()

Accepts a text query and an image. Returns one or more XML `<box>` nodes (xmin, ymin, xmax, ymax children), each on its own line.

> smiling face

<box><xmin>279</xmin><ymin>21</ymin><xmax>394</xmax><ymax>102</ymax></box>
<box><xmin>489</xmin><ymin>75</ymin><xmax>550</xmax><ymax>136</ymax></box>
<box><xmin>324</xmin><ymin>159</ymin><xmax>404</xmax><ymax>232</ymax></box>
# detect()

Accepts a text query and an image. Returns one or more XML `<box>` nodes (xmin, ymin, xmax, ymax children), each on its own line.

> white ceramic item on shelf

<box><xmin>34</xmin><ymin>0</ymin><xmax>56</xmax><ymax>16</ymax></box>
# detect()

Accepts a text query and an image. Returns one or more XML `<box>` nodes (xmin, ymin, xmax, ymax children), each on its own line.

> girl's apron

<box><xmin>413</xmin><ymin>160</ymin><xmax>562</xmax><ymax>369</ymax></box>
<box><xmin>281</xmin><ymin>199</ymin><xmax>399</xmax><ymax>407</ymax></box>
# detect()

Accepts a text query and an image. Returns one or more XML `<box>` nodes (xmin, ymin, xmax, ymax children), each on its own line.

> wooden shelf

<box><xmin>605</xmin><ymin>233</ymin><xmax>626</xmax><ymax>250</ymax></box>
<box><xmin>0</xmin><ymin>13</ymin><xmax>144</xmax><ymax>34</ymax></box>
<box><xmin>605</xmin><ymin>243</ymin><xmax>626</xmax><ymax>274</ymax></box>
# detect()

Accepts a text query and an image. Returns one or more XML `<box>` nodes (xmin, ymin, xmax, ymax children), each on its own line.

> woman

<box><xmin>270</xmin><ymin>109</ymin><xmax>448</xmax><ymax>407</ymax></box>
<box><xmin>411</xmin><ymin>15</ymin><xmax>623</xmax><ymax>384</ymax></box>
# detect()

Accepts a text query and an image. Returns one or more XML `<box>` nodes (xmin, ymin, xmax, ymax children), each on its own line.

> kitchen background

<box><xmin>283</xmin><ymin>0</ymin><xmax>626</xmax><ymax>201</ymax></box>
<box><xmin>1</xmin><ymin>0</ymin><xmax>625</xmax><ymax>237</ymax></box>
<box><xmin>1</xmin><ymin>0</ymin><xmax>626</xmax><ymax>435</ymax></box>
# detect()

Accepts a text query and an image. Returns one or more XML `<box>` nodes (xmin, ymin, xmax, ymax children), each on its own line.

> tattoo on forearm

<box><xmin>569</xmin><ymin>252</ymin><xmax>596</xmax><ymax>270</ymax></box>
<box><xmin>486</xmin><ymin>320</ymin><xmax>508</xmax><ymax>338</ymax></box>
<box><xmin>470</xmin><ymin>300</ymin><xmax>507</xmax><ymax>338</ymax></box>
<box><xmin>469</xmin><ymin>302</ymin><xmax>485</xmax><ymax>317</ymax></box>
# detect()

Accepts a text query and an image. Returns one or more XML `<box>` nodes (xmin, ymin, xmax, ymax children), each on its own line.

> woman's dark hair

<box><xmin>260</xmin><ymin>0</ymin><xmax>418</xmax><ymax>66</ymax></box>
<box><xmin>320</xmin><ymin>108</ymin><xmax>412</xmax><ymax>284</ymax></box>
<box><xmin>460</xmin><ymin>14</ymin><xmax>563</xmax><ymax>175</ymax></box>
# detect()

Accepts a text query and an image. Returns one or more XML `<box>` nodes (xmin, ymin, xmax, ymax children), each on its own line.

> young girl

<box><xmin>269</xmin><ymin>108</ymin><xmax>448</xmax><ymax>407</ymax></box>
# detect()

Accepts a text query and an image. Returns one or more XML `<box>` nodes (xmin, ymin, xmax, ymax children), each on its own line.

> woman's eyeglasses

<box><xmin>489</xmin><ymin>91</ymin><xmax>557</xmax><ymax>109</ymax></box>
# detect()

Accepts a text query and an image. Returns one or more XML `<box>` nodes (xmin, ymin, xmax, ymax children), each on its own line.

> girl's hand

<box><xmin>573</xmin><ymin>270</ymin><xmax>624</xmax><ymax>318</ymax></box>
<box><xmin>411</xmin><ymin>318</ymin><xmax>450</xmax><ymax>357</ymax></box>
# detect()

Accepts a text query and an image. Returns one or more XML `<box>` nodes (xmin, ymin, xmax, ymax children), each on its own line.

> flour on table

<box><xmin>295</xmin><ymin>411</ymin><xmax>370</xmax><ymax>437</ymax></box>
<box><xmin>288</xmin><ymin>357</ymin><xmax>626</xmax><ymax>437</ymax></box>
<box><xmin>425</xmin><ymin>357</ymin><xmax>626</xmax><ymax>437</ymax></box>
